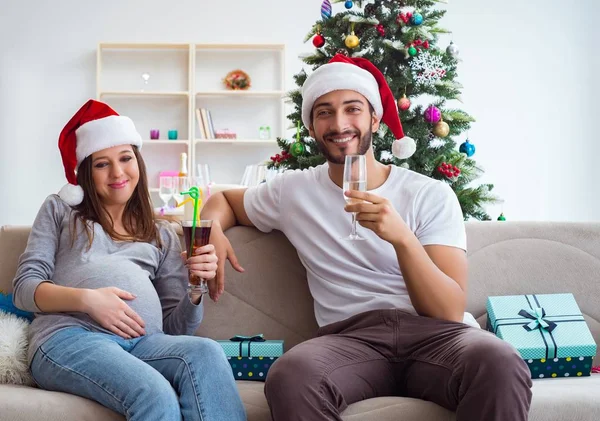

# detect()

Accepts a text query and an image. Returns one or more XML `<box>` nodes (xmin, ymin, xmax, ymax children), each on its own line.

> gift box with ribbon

<box><xmin>486</xmin><ymin>293</ymin><xmax>597</xmax><ymax>379</ymax></box>
<box><xmin>217</xmin><ymin>334</ymin><xmax>284</xmax><ymax>381</ymax></box>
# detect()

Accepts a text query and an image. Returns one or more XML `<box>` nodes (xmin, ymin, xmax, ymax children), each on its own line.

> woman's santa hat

<box><xmin>301</xmin><ymin>54</ymin><xmax>416</xmax><ymax>159</ymax></box>
<box><xmin>58</xmin><ymin>99</ymin><xmax>142</xmax><ymax>206</ymax></box>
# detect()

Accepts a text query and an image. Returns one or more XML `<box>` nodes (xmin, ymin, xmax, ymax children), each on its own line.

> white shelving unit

<box><xmin>193</xmin><ymin>44</ymin><xmax>285</xmax><ymax>186</ymax></box>
<box><xmin>96</xmin><ymin>42</ymin><xmax>285</xmax><ymax>203</ymax></box>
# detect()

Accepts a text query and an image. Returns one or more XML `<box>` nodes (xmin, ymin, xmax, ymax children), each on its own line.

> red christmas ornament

<box><xmin>313</xmin><ymin>34</ymin><xmax>325</xmax><ymax>48</ymax></box>
<box><xmin>398</xmin><ymin>95</ymin><xmax>411</xmax><ymax>111</ymax></box>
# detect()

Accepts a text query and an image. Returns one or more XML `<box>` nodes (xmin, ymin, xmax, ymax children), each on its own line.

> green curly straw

<box><xmin>182</xmin><ymin>186</ymin><xmax>200</xmax><ymax>259</ymax></box>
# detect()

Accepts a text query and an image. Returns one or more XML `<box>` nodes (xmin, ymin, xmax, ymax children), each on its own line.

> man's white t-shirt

<box><xmin>244</xmin><ymin>163</ymin><xmax>466</xmax><ymax>327</ymax></box>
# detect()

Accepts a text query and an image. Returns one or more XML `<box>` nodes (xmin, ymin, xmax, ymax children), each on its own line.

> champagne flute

<box><xmin>343</xmin><ymin>154</ymin><xmax>367</xmax><ymax>241</ymax></box>
<box><xmin>197</xmin><ymin>164</ymin><xmax>211</xmax><ymax>187</ymax></box>
<box><xmin>173</xmin><ymin>176</ymin><xmax>191</xmax><ymax>206</ymax></box>
<box><xmin>159</xmin><ymin>176</ymin><xmax>174</xmax><ymax>209</ymax></box>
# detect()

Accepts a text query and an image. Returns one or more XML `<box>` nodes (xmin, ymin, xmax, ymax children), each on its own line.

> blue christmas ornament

<box><xmin>345</xmin><ymin>0</ymin><xmax>353</xmax><ymax>9</ymax></box>
<box><xmin>411</xmin><ymin>13</ymin><xmax>424</xmax><ymax>26</ymax></box>
<box><xmin>459</xmin><ymin>139</ymin><xmax>476</xmax><ymax>157</ymax></box>
<box><xmin>321</xmin><ymin>0</ymin><xmax>332</xmax><ymax>20</ymax></box>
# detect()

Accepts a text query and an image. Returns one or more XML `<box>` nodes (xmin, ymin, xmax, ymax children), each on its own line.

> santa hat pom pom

<box><xmin>392</xmin><ymin>136</ymin><xmax>416</xmax><ymax>159</ymax></box>
<box><xmin>58</xmin><ymin>183</ymin><xmax>84</xmax><ymax>206</ymax></box>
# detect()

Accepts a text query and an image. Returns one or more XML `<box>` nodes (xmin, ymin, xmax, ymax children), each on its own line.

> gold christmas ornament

<box><xmin>432</xmin><ymin>120</ymin><xmax>450</xmax><ymax>138</ymax></box>
<box><xmin>345</xmin><ymin>32</ymin><xmax>360</xmax><ymax>49</ymax></box>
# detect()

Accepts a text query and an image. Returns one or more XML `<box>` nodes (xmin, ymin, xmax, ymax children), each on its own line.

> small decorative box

<box><xmin>215</xmin><ymin>129</ymin><xmax>237</xmax><ymax>139</ymax></box>
<box><xmin>487</xmin><ymin>293</ymin><xmax>597</xmax><ymax>379</ymax></box>
<box><xmin>217</xmin><ymin>334</ymin><xmax>284</xmax><ymax>381</ymax></box>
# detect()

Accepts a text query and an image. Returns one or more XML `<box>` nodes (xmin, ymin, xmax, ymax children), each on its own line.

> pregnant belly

<box><xmin>55</xmin><ymin>264</ymin><xmax>165</xmax><ymax>333</ymax></box>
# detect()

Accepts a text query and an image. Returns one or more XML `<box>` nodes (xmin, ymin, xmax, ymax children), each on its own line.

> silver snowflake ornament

<box><xmin>409</xmin><ymin>51</ymin><xmax>448</xmax><ymax>87</ymax></box>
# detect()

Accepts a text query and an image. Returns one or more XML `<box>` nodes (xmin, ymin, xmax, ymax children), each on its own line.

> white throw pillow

<box><xmin>0</xmin><ymin>310</ymin><xmax>35</xmax><ymax>386</ymax></box>
<box><xmin>463</xmin><ymin>311</ymin><xmax>481</xmax><ymax>329</ymax></box>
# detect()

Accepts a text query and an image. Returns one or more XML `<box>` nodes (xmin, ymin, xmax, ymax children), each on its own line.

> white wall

<box><xmin>0</xmin><ymin>0</ymin><xmax>597</xmax><ymax>225</ymax></box>
<box><xmin>587</xmin><ymin>1</ymin><xmax>600</xmax><ymax>221</ymax></box>
<box><xmin>442</xmin><ymin>0</ymin><xmax>599</xmax><ymax>221</ymax></box>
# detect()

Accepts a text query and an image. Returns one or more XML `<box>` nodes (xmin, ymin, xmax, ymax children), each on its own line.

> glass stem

<box><xmin>351</xmin><ymin>212</ymin><xmax>358</xmax><ymax>237</ymax></box>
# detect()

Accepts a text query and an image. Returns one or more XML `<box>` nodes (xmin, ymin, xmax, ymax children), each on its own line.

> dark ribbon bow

<box><xmin>230</xmin><ymin>334</ymin><xmax>266</xmax><ymax>357</ymax></box>
<box><xmin>518</xmin><ymin>308</ymin><xmax>557</xmax><ymax>333</ymax></box>
<box><xmin>230</xmin><ymin>334</ymin><xmax>266</xmax><ymax>342</ymax></box>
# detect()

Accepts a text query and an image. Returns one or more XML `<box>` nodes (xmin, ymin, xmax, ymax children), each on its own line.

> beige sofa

<box><xmin>1</xmin><ymin>222</ymin><xmax>599</xmax><ymax>421</ymax></box>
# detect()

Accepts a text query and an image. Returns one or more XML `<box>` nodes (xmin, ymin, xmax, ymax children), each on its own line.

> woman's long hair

<box><xmin>70</xmin><ymin>145</ymin><xmax>161</xmax><ymax>248</ymax></box>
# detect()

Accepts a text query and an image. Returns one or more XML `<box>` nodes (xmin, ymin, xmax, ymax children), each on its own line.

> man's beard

<box><xmin>316</xmin><ymin>128</ymin><xmax>372</xmax><ymax>165</ymax></box>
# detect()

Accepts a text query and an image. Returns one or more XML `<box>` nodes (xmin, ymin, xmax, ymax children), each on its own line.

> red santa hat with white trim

<box><xmin>301</xmin><ymin>54</ymin><xmax>416</xmax><ymax>159</ymax></box>
<box><xmin>57</xmin><ymin>99</ymin><xmax>142</xmax><ymax>206</ymax></box>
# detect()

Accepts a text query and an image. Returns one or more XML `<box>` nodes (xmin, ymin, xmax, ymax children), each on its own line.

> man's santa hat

<box><xmin>301</xmin><ymin>54</ymin><xmax>416</xmax><ymax>159</ymax></box>
<box><xmin>58</xmin><ymin>99</ymin><xmax>142</xmax><ymax>206</ymax></box>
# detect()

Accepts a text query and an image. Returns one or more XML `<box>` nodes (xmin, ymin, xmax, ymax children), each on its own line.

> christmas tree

<box><xmin>268</xmin><ymin>0</ymin><xmax>496</xmax><ymax>221</ymax></box>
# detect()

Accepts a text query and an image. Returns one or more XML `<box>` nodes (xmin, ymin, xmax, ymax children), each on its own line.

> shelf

<box><xmin>195</xmin><ymin>139</ymin><xmax>278</xmax><ymax>145</ymax></box>
<box><xmin>195</xmin><ymin>90</ymin><xmax>285</xmax><ymax>98</ymax></box>
<box><xmin>143</xmin><ymin>140</ymin><xmax>189</xmax><ymax>145</ymax></box>
<box><xmin>195</xmin><ymin>44</ymin><xmax>285</xmax><ymax>51</ymax></box>
<box><xmin>100</xmin><ymin>43</ymin><xmax>190</xmax><ymax>50</ymax></box>
<box><xmin>98</xmin><ymin>42</ymin><xmax>286</xmax><ymax>187</ymax></box>
<box><xmin>99</xmin><ymin>91</ymin><xmax>189</xmax><ymax>97</ymax></box>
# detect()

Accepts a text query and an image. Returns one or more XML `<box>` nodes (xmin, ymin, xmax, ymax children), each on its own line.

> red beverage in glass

<box><xmin>182</xmin><ymin>220</ymin><xmax>212</xmax><ymax>288</ymax></box>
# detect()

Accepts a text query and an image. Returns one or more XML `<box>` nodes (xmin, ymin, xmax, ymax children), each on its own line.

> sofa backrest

<box><xmin>2</xmin><ymin>222</ymin><xmax>599</xmax><ymax>360</ymax></box>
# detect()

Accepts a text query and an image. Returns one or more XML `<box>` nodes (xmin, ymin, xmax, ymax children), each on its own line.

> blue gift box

<box><xmin>217</xmin><ymin>334</ymin><xmax>284</xmax><ymax>381</ymax></box>
<box><xmin>486</xmin><ymin>293</ymin><xmax>597</xmax><ymax>379</ymax></box>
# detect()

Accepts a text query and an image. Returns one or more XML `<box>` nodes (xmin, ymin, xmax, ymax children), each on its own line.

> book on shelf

<box><xmin>206</xmin><ymin>110</ymin><xmax>216</xmax><ymax>139</ymax></box>
<box><xmin>196</xmin><ymin>108</ymin><xmax>215</xmax><ymax>139</ymax></box>
<box><xmin>195</xmin><ymin>108</ymin><xmax>206</xmax><ymax>139</ymax></box>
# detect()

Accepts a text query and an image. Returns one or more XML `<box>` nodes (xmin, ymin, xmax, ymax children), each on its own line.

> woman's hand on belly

<box><xmin>80</xmin><ymin>287</ymin><xmax>146</xmax><ymax>339</ymax></box>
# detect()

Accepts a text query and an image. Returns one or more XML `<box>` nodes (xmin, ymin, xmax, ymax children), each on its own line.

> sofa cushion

<box><xmin>0</xmin><ymin>384</ymin><xmax>123</xmax><ymax>421</ymax></box>
<box><xmin>0</xmin><ymin>226</ymin><xmax>30</xmax><ymax>294</ymax></box>
<box><xmin>195</xmin><ymin>227</ymin><xmax>318</xmax><ymax>352</ymax></box>
<box><xmin>238</xmin><ymin>376</ymin><xmax>600</xmax><ymax>421</ymax></box>
<box><xmin>3</xmin><ymin>375</ymin><xmax>600</xmax><ymax>421</ymax></box>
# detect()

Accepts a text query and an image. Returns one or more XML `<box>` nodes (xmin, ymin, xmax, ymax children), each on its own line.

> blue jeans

<box><xmin>30</xmin><ymin>327</ymin><xmax>246</xmax><ymax>421</ymax></box>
